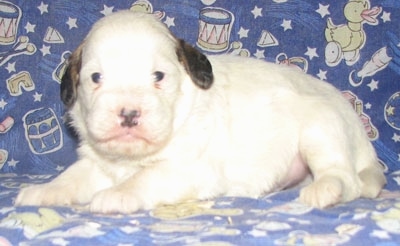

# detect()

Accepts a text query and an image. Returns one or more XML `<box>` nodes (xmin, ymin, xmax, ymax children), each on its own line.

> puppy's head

<box><xmin>61</xmin><ymin>11</ymin><xmax>213</xmax><ymax>158</ymax></box>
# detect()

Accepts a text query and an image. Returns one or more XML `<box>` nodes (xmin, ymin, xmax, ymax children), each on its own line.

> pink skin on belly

<box><xmin>279</xmin><ymin>153</ymin><xmax>311</xmax><ymax>190</ymax></box>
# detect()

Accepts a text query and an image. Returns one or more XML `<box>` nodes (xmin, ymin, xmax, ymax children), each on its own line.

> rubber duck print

<box><xmin>324</xmin><ymin>0</ymin><xmax>381</xmax><ymax>67</ymax></box>
<box><xmin>130</xmin><ymin>0</ymin><xmax>165</xmax><ymax>20</ymax></box>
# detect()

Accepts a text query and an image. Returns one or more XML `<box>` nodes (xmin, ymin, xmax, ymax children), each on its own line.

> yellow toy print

<box><xmin>325</xmin><ymin>0</ymin><xmax>381</xmax><ymax>67</ymax></box>
<box><xmin>372</xmin><ymin>203</ymin><xmax>400</xmax><ymax>234</ymax></box>
<box><xmin>0</xmin><ymin>208</ymin><xmax>65</xmax><ymax>239</ymax></box>
<box><xmin>274</xmin><ymin>230</ymin><xmax>351</xmax><ymax>245</ymax></box>
<box><xmin>130</xmin><ymin>0</ymin><xmax>165</xmax><ymax>20</ymax></box>
<box><xmin>150</xmin><ymin>200</ymin><xmax>242</xmax><ymax>220</ymax></box>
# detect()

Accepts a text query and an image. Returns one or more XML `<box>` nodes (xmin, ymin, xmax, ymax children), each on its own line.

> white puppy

<box><xmin>16</xmin><ymin>11</ymin><xmax>385</xmax><ymax>214</ymax></box>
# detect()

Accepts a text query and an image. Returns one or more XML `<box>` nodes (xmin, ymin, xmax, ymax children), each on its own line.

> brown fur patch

<box><xmin>176</xmin><ymin>39</ymin><xmax>214</xmax><ymax>90</ymax></box>
<box><xmin>61</xmin><ymin>42</ymin><xmax>84</xmax><ymax>109</ymax></box>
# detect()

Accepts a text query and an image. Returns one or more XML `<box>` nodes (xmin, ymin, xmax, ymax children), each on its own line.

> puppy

<box><xmin>16</xmin><ymin>11</ymin><xmax>386</xmax><ymax>214</ymax></box>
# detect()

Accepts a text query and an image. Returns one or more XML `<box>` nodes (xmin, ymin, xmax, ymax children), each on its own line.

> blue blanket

<box><xmin>1</xmin><ymin>174</ymin><xmax>400</xmax><ymax>245</ymax></box>
<box><xmin>0</xmin><ymin>0</ymin><xmax>399</xmax><ymax>244</ymax></box>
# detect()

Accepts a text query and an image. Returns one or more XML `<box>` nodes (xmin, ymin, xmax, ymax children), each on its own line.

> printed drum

<box><xmin>23</xmin><ymin>108</ymin><xmax>63</xmax><ymax>155</ymax></box>
<box><xmin>197</xmin><ymin>7</ymin><xmax>233</xmax><ymax>52</ymax></box>
<box><xmin>0</xmin><ymin>1</ymin><xmax>21</xmax><ymax>44</ymax></box>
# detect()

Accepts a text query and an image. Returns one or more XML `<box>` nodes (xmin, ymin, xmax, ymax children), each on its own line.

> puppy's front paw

<box><xmin>15</xmin><ymin>183</ymin><xmax>75</xmax><ymax>207</ymax></box>
<box><xmin>90</xmin><ymin>187</ymin><xmax>140</xmax><ymax>214</ymax></box>
<box><xmin>299</xmin><ymin>176</ymin><xmax>343</xmax><ymax>209</ymax></box>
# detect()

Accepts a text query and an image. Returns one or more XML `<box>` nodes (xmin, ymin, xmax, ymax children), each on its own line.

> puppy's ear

<box><xmin>60</xmin><ymin>43</ymin><xmax>83</xmax><ymax>109</ymax></box>
<box><xmin>176</xmin><ymin>39</ymin><xmax>214</xmax><ymax>90</ymax></box>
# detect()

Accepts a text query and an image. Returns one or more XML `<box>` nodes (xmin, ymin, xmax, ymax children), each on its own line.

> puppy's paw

<box><xmin>90</xmin><ymin>187</ymin><xmax>140</xmax><ymax>214</ymax></box>
<box><xmin>299</xmin><ymin>176</ymin><xmax>343</xmax><ymax>209</ymax></box>
<box><xmin>15</xmin><ymin>183</ymin><xmax>75</xmax><ymax>207</ymax></box>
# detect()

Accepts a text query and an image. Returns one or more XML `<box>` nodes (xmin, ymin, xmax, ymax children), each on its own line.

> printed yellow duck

<box><xmin>324</xmin><ymin>0</ymin><xmax>381</xmax><ymax>67</ymax></box>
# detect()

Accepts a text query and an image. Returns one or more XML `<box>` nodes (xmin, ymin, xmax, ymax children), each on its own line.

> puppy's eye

<box><xmin>153</xmin><ymin>71</ymin><xmax>164</xmax><ymax>82</ymax></box>
<box><xmin>91</xmin><ymin>72</ymin><xmax>103</xmax><ymax>83</ymax></box>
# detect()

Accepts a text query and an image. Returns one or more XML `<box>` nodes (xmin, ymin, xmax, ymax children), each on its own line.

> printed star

<box><xmin>315</xmin><ymin>3</ymin><xmax>330</xmax><ymax>18</ymax></box>
<box><xmin>40</xmin><ymin>44</ymin><xmax>51</xmax><ymax>56</ymax></box>
<box><xmin>380</xmin><ymin>11</ymin><xmax>391</xmax><ymax>23</ymax></box>
<box><xmin>393</xmin><ymin>176</ymin><xmax>400</xmax><ymax>185</ymax></box>
<box><xmin>317</xmin><ymin>69</ymin><xmax>327</xmax><ymax>80</ymax></box>
<box><xmin>392</xmin><ymin>133</ymin><xmax>400</xmax><ymax>143</ymax></box>
<box><xmin>37</xmin><ymin>2</ymin><xmax>49</xmax><ymax>15</ymax></box>
<box><xmin>281</xmin><ymin>19</ymin><xmax>292</xmax><ymax>31</ymax></box>
<box><xmin>24</xmin><ymin>22</ymin><xmax>36</xmax><ymax>33</ymax></box>
<box><xmin>365</xmin><ymin>102</ymin><xmax>372</xmax><ymax>110</ymax></box>
<box><xmin>352</xmin><ymin>212</ymin><xmax>368</xmax><ymax>220</ymax></box>
<box><xmin>398</xmin><ymin>154</ymin><xmax>400</xmax><ymax>162</ymax></box>
<box><xmin>120</xmin><ymin>225</ymin><xmax>140</xmax><ymax>234</ymax></box>
<box><xmin>66</xmin><ymin>17</ymin><xmax>78</xmax><ymax>29</ymax></box>
<box><xmin>370</xmin><ymin>230</ymin><xmax>391</xmax><ymax>239</ymax></box>
<box><xmin>164</xmin><ymin>16</ymin><xmax>175</xmax><ymax>28</ymax></box>
<box><xmin>386</xmin><ymin>105</ymin><xmax>395</xmax><ymax>116</ymax></box>
<box><xmin>0</xmin><ymin>207</ymin><xmax>14</xmax><ymax>214</ymax></box>
<box><xmin>56</xmin><ymin>165</ymin><xmax>65</xmax><ymax>172</ymax></box>
<box><xmin>305</xmin><ymin>47</ymin><xmax>319</xmax><ymax>60</ymax></box>
<box><xmin>33</xmin><ymin>92</ymin><xmax>43</xmax><ymax>102</ymax></box>
<box><xmin>367</xmin><ymin>79</ymin><xmax>379</xmax><ymax>91</ymax></box>
<box><xmin>7</xmin><ymin>158</ymin><xmax>19</xmax><ymax>167</ymax></box>
<box><xmin>51</xmin><ymin>238</ymin><xmax>70</xmax><ymax>246</ymax></box>
<box><xmin>0</xmin><ymin>99</ymin><xmax>7</xmax><ymax>110</ymax></box>
<box><xmin>248</xmin><ymin>229</ymin><xmax>267</xmax><ymax>237</ymax></box>
<box><xmin>100</xmin><ymin>5</ymin><xmax>114</xmax><ymax>16</ymax></box>
<box><xmin>5</xmin><ymin>62</ymin><xmax>16</xmax><ymax>73</ymax></box>
<box><xmin>238</xmin><ymin>27</ymin><xmax>249</xmax><ymax>39</ymax></box>
<box><xmin>253</xmin><ymin>49</ymin><xmax>265</xmax><ymax>59</ymax></box>
<box><xmin>251</xmin><ymin>6</ymin><xmax>263</xmax><ymax>19</ymax></box>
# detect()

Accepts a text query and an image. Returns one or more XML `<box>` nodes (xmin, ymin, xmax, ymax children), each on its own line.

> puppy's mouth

<box><xmin>85</xmin><ymin>106</ymin><xmax>173</xmax><ymax>155</ymax></box>
<box><xmin>97</xmin><ymin>130</ymin><xmax>152</xmax><ymax>144</ymax></box>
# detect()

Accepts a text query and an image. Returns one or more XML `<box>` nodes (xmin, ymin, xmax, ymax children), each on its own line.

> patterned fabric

<box><xmin>0</xmin><ymin>0</ymin><xmax>399</xmax><ymax>244</ymax></box>
<box><xmin>1</xmin><ymin>175</ymin><xmax>400</xmax><ymax>245</ymax></box>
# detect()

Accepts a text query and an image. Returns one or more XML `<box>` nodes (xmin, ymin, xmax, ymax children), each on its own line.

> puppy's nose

<box><xmin>119</xmin><ymin>108</ymin><xmax>140</xmax><ymax>127</ymax></box>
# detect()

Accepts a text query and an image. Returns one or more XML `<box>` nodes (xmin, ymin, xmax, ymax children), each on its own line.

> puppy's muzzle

<box><xmin>119</xmin><ymin>108</ymin><xmax>140</xmax><ymax>127</ymax></box>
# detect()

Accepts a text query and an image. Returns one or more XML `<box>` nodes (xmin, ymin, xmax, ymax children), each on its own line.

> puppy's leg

<box><xmin>359</xmin><ymin>164</ymin><xmax>386</xmax><ymax>198</ymax></box>
<box><xmin>89</xmin><ymin>163</ymin><xmax>211</xmax><ymax>214</ymax></box>
<box><xmin>298</xmin><ymin>120</ymin><xmax>362</xmax><ymax>208</ymax></box>
<box><xmin>15</xmin><ymin>159</ymin><xmax>112</xmax><ymax>207</ymax></box>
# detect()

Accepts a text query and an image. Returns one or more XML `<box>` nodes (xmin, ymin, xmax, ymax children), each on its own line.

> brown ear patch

<box><xmin>176</xmin><ymin>39</ymin><xmax>214</xmax><ymax>90</ymax></box>
<box><xmin>60</xmin><ymin>43</ymin><xmax>83</xmax><ymax>109</ymax></box>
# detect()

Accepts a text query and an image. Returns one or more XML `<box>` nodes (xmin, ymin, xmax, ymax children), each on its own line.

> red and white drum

<box><xmin>197</xmin><ymin>7</ymin><xmax>233</xmax><ymax>52</ymax></box>
<box><xmin>0</xmin><ymin>1</ymin><xmax>21</xmax><ymax>45</ymax></box>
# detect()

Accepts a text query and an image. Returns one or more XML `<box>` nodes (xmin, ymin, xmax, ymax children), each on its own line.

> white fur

<box><xmin>16</xmin><ymin>11</ymin><xmax>385</xmax><ymax>213</ymax></box>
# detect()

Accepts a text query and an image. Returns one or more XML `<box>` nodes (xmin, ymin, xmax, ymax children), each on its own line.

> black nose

<box><xmin>119</xmin><ymin>108</ymin><xmax>140</xmax><ymax>127</ymax></box>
